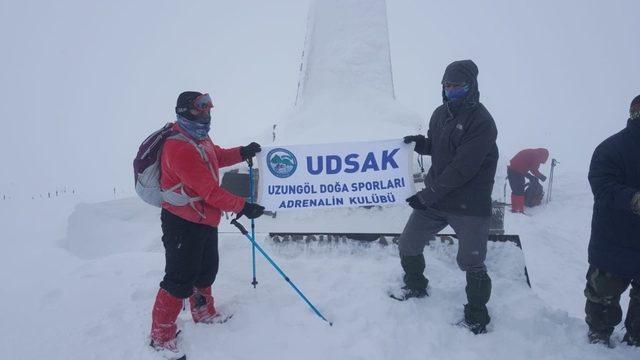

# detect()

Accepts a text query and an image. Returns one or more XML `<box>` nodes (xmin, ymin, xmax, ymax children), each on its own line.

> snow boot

<box><xmin>463</xmin><ymin>271</ymin><xmax>491</xmax><ymax>334</ymax></box>
<box><xmin>150</xmin><ymin>332</ymin><xmax>186</xmax><ymax>360</ymax></box>
<box><xmin>150</xmin><ymin>288</ymin><xmax>185</xmax><ymax>359</ymax></box>
<box><xmin>457</xmin><ymin>315</ymin><xmax>488</xmax><ymax>335</ymax></box>
<box><xmin>623</xmin><ymin>332</ymin><xmax>640</xmax><ymax>347</ymax></box>
<box><xmin>588</xmin><ymin>330</ymin><xmax>612</xmax><ymax>347</ymax></box>
<box><xmin>189</xmin><ymin>286</ymin><xmax>218</xmax><ymax>324</ymax></box>
<box><xmin>391</xmin><ymin>255</ymin><xmax>429</xmax><ymax>301</ymax></box>
<box><xmin>623</xmin><ymin>286</ymin><xmax>640</xmax><ymax>346</ymax></box>
<box><xmin>400</xmin><ymin>254</ymin><xmax>429</xmax><ymax>291</ymax></box>
<box><xmin>510</xmin><ymin>194</ymin><xmax>525</xmax><ymax>213</ymax></box>
<box><xmin>584</xmin><ymin>266</ymin><xmax>628</xmax><ymax>347</ymax></box>
<box><xmin>389</xmin><ymin>285</ymin><xmax>429</xmax><ymax>301</ymax></box>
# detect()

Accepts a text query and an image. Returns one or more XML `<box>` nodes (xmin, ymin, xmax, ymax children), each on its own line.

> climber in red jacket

<box><xmin>507</xmin><ymin>148</ymin><xmax>549</xmax><ymax>213</ymax></box>
<box><xmin>150</xmin><ymin>91</ymin><xmax>265</xmax><ymax>359</ymax></box>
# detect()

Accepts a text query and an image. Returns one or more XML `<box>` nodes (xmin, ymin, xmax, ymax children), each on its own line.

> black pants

<box><xmin>160</xmin><ymin>209</ymin><xmax>219</xmax><ymax>299</ymax></box>
<box><xmin>584</xmin><ymin>266</ymin><xmax>640</xmax><ymax>337</ymax></box>
<box><xmin>507</xmin><ymin>168</ymin><xmax>526</xmax><ymax>196</ymax></box>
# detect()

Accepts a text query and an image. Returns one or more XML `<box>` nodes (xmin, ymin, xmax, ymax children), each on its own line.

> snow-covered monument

<box><xmin>273</xmin><ymin>0</ymin><xmax>422</xmax><ymax>144</ymax></box>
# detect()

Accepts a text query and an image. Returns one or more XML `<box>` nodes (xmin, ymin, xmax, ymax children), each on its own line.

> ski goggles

<box><xmin>443</xmin><ymin>82</ymin><xmax>470</xmax><ymax>100</ymax></box>
<box><xmin>192</xmin><ymin>93</ymin><xmax>214</xmax><ymax>112</ymax></box>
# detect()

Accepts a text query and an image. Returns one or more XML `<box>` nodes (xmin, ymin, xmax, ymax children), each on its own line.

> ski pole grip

<box><xmin>231</xmin><ymin>218</ymin><xmax>249</xmax><ymax>235</ymax></box>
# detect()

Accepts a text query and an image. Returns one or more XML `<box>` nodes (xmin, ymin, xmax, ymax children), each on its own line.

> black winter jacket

<box><xmin>588</xmin><ymin>118</ymin><xmax>640</xmax><ymax>278</ymax></box>
<box><xmin>416</xmin><ymin>60</ymin><xmax>499</xmax><ymax>217</ymax></box>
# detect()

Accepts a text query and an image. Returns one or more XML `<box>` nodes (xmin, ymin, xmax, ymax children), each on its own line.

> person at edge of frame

<box><xmin>584</xmin><ymin>95</ymin><xmax>640</xmax><ymax>347</ymax></box>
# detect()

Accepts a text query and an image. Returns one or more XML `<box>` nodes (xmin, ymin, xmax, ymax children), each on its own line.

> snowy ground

<box><xmin>1</xmin><ymin>170</ymin><xmax>637</xmax><ymax>360</ymax></box>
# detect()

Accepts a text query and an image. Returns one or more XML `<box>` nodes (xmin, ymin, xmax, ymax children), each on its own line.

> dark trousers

<box><xmin>584</xmin><ymin>266</ymin><xmax>640</xmax><ymax>337</ymax></box>
<box><xmin>160</xmin><ymin>209</ymin><xmax>219</xmax><ymax>299</ymax></box>
<box><xmin>398</xmin><ymin>207</ymin><xmax>492</xmax><ymax>327</ymax></box>
<box><xmin>507</xmin><ymin>168</ymin><xmax>526</xmax><ymax>196</ymax></box>
<box><xmin>398</xmin><ymin>207</ymin><xmax>490</xmax><ymax>273</ymax></box>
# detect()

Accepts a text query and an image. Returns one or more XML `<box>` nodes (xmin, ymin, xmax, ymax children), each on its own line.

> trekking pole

<box><xmin>546</xmin><ymin>159</ymin><xmax>559</xmax><ymax>204</ymax></box>
<box><xmin>247</xmin><ymin>158</ymin><xmax>258</xmax><ymax>288</ymax></box>
<box><xmin>503</xmin><ymin>176</ymin><xmax>508</xmax><ymax>203</ymax></box>
<box><xmin>230</xmin><ymin>217</ymin><xmax>333</xmax><ymax>326</ymax></box>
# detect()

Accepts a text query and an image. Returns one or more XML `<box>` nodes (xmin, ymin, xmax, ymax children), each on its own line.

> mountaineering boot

<box><xmin>394</xmin><ymin>254</ymin><xmax>428</xmax><ymax>300</ymax></box>
<box><xmin>587</xmin><ymin>330</ymin><xmax>612</xmax><ymax>347</ymax></box>
<box><xmin>623</xmin><ymin>286</ymin><xmax>640</xmax><ymax>347</ymax></box>
<box><xmin>461</xmin><ymin>271</ymin><xmax>491</xmax><ymax>334</ymax></box>
<box><xmin>584</xmin><ymin>267</ymin><xmax>628</xmax><ymax>347</ymax></box>
<box><xmin>389</xmin><ymin>285</ymin><xmax>429</xmax><ymax>301</ymax></box>
<box><xmin>150</xmin><ymin>333</ymin><xmax>186</xmax><ymax>360</ymax></box>
<box><xmin>510</xmin><ymin>194</ymin><xmax>525</xmax><ymax>213</ymax></box>
<box><xmin>150</xmin><ymin>288</ymin><xmax>185</xmax><ymax>359</ymax></box>
<box><xmin>189</xmin><ymin>286</ymin><xmax>218</xmax><ymax>323</ymax></box>
<box><xmin>622</xmin><ymin>332</ymin><xmax>640</xmax><ymax>347</ymax></box>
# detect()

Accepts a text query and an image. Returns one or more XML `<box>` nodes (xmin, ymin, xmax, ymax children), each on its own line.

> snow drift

<box><xmin>44</xmin><ymin>192</ymin><xmax>636</xmax><ymax>359</ymax></box>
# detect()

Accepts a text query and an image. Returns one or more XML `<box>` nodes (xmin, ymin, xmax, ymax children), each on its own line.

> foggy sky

<box><xmin>1</xmin><ymin>0</ymin><xmax>638</xmax><ymax>200</ymax></box>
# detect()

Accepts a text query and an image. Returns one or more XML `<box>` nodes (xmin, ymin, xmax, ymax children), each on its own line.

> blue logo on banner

<box><xmin>267</xmin><ymin>148</ymin><xmax>297</xmax><ymax>178</ymax></box>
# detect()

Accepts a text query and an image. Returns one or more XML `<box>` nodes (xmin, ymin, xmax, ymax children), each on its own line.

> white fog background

<box><xmin>1</xmin><ymin>0</ymin><xmax>639</xmax><ymax>201</ymax></box>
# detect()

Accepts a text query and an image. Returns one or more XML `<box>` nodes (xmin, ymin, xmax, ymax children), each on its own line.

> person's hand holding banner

<box><xmin>406</xmin><ymin>194</ymin><xmax>428</xmax><ymax>210</ymax></box>
<box><xmin>241</xmin><ymin>142</ymin><xmax>262</xmax><ymax>161</ymax></box>
<box><xmin>238</xmin><ymin>202</ymin><xmax>265</xmax><ymax>219</ymax></box>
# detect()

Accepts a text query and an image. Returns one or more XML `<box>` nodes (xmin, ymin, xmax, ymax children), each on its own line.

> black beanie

<box><xmin>441</xmin><ymin>60</ymin><xmax>478</xmax><ymax>85</ymax></box>
<box><xmin>630</xmin><ymin>95</ymin><xmax>640</xmax><ymax>120</ymax></box>
<box><xmin>175</xmin><ymin>91</ymin><xmax>203</xmax><ymax>120</ymax></box>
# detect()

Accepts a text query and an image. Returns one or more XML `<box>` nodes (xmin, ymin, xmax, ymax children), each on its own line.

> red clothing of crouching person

<box><xmin>507</xmin><ymin>148</ymin><xmax>549</xmax><ymax>213</ymax></box>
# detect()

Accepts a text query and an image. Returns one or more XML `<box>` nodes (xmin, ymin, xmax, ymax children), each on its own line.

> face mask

<box><xmin>444</xmin><ymin>83</ymin><xmax>470</xmax><ymax>101</ymax></box>
<box><xmin>177</xmin><ymin>115</ymin><xmax>211</xmax><ymax>140</ymax></box>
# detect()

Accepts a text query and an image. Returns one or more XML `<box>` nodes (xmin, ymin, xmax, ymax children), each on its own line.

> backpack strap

<box><xmin>167</xmin><ymin>133</ymin><xmax>218</xmax><ymax>181</ymax></box>
<box><xmin>162</xmin><ymin>133</ymin><xmax>218</xmax><ymax>219</ymax></box>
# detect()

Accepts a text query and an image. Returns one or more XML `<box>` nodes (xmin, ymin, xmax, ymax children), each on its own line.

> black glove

<box><xmin>240</xmin><ymin>142</ymin><xmax>262</xmax><ymax>160</ymax></box>
<box><xmin>239</xmin><ymin>202</ymin><xmax>265</xmax><ymax>219</ymax></box>
<box><xmin>404</xmin><ymin>135</ymin><xmax>430</xmax><ymax>155</ymax></box>
<box><xmin>406</xmin><ymin>195</ymin><xmax>428</xmax><ymax>210</ymax></box>
<box><xmin>404</xmin><ymin>135</ymin><xmax>426</xmax><ymax>144</ymax></box>
<box><xmin>538</xmin><ymin>174</ymin><xmax>547</xmax><ymax>182</ymax></box>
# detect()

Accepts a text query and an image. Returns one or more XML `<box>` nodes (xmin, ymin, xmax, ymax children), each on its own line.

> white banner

<box><xmin>257</xmin><ymin>139</ymin><xmax>415</xmax><ymax>211</ymax></box>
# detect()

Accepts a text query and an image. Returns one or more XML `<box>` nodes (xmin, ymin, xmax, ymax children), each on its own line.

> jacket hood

<box><xmin>534</xmin><ymin>148</ymin><xmax>549</xmax><ymax>164</ymax></box>
<box><xmin>441</xmin><ymin>59</ymin><xmax>480</xmax><ymax>106</ymax></box>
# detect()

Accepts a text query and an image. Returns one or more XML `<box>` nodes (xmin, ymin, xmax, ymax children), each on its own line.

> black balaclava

<box><xmin>441</xmin><ymin>60</ymin><xmax>480</xmax><ymax>110</ymax></box>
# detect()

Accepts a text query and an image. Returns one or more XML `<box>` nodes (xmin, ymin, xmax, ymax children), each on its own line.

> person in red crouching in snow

<box><xmin>149</xmin><ymin>91</ymin><xmax>265</xmax><ymax>359</ymax></box>
<box><xmin>507</xmin><ymin>148</ymin><xmax>549</xmax><ymax>213</ymax></box>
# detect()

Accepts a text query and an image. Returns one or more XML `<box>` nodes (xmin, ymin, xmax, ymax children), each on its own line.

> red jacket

<box><xmin>508</xmin><ymin>148</ymin><xmax>549</xmax><ymax>177</ymax></box>
<box><xmin>160</xmin><ymin>123</ymin><xmax>245</xmax><ymax>226</ymax></box>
